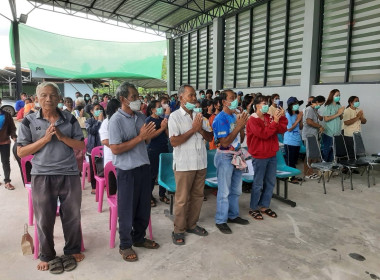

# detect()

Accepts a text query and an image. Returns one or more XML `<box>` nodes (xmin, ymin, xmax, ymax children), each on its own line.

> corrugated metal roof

<box><xmin>28</xmin><ymin>0</ymin><xmax>262</xmax><ymax>36</ymax></box>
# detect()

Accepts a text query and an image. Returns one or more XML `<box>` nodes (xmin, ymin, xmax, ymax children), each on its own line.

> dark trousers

<box><xmin>117</xmin><ymin>165</ymin><xmax>151</xmax><ymax>250</ymax></box>
<box><xmin>88</xmin><ymin>153</ymin><xmax>96</xmax><ymax>190</ymax></box>
<box><xmin>321</xmin><ymin>134</ymin><xmax>334</xmax><ymax>162</ymax></box>
<box><xmin>32</xmin><ymin>175</ymin><xmax>82</xmax><ymax>262</ymax></box>
<box><xmin>12</xmin><ymin>143</ymin><xmax>23</xmax><ymax>184</ymax></box>
<box><xmin>284</xmin><ymin>144</ymin><xmax>300</xmax><ymax>169</ymax></box>
<box><xmin>0</xmin><ymin>143</ymin><xmax>11</xmax><ymax>183</ymax></box>
<box><xmin>344</xmin><ymin>136</ymin><xmax>355</xmax><ymax>160</ymax></box>
<box><xmin>148</xmin><ymin>148</ymin><xmax>168</xmax><ymax>198</ymax></box>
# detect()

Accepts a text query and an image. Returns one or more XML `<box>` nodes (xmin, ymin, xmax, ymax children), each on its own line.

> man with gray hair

<box><xmin>168</xmin><ymin>85</ymin><xmax>213</xmax><ymax>245</ymax></box>
<box><xmin>17</xmin><ymin>82</ymin><xmax>85</xmax><ymax>273</ymax></box>
<box><xmin>109</xmin><ymin>81</ymin><xmax>160</xmax><ymax>262</ymax></box>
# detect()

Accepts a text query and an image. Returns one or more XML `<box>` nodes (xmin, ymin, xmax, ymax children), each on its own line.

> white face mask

<box><xmin>35</xmin><ymin>102</ymin><xmax>40</xmax><ymax>108</ymax></box>
<box><xmin>162</xmin><ymin>103</ymin><xmax>169</xmax><ymax>109</ymax></box>
<box><xmin>128</xmin><ymin>100</ymin><xmax>141</xmax><ymax>111</ymax></box>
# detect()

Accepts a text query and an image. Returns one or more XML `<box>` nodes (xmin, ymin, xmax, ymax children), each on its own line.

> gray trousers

<box><xmin>32</xmin><ymin>175</ymin><xmax>82</xmax><ymax>262</ymax></box>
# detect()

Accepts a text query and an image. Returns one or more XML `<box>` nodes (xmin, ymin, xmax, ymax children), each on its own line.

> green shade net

<box><xmin>9</xmin><ymin>24</ymin><xmax>166</xmax><ymax>80</ymax></box>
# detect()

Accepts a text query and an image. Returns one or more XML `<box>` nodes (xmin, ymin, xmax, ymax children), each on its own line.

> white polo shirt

<box><xmin>168</xmin><ymin>106</ymin><xmax>211</xmax><ymax>171</ymax></box>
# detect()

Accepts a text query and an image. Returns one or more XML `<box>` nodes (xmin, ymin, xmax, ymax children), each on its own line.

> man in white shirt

<box><xmin>168</xmin><ymin>85</ymin><xmax>213</xmax><ymax>245</ymax></box>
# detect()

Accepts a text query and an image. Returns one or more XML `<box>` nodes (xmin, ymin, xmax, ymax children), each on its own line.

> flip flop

<box><xmin>48</xmin><ymin>257</ymin><xmax>63</xmax><ymax>274</ymax></box>
<box><xmin>119</xmin><ymin>248</ymin><xmax>138</xmax><ymax>262</ymax></box>
<box><xmin>133</xmin><ymin>239</ymin><xmax>160</xmax><ymax>249</ymax></box>
<box><xmin>5</xmin><ymin>183</ymin><xmax>15</xmax><ymax>190</ymax></box>
<box><xmin>61</xmin><ymin>255</ymin><xmax>77</xmax><ymax>272</ymax></box>
<box><xmin>172</xmin><ymin>232</ymin><xmax>185</xmax><ymax>245</ymax></box>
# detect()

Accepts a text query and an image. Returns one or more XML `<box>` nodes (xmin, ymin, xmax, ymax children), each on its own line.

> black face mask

<box><xmin>75</xmin><ymin>106</ymin><xmax>84</xmax><ymax>111</ymax></box>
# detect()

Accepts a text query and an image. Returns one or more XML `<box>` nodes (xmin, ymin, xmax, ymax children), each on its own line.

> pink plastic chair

<box><xmin>21</xmin><ymin>155</ymin><xmax>34</xmax><ymax>226</ymax></box>
<box><xmin>82</xmin><ymin>138</ymin><xmax>91</xmax><ymax>190</ymax></box>
<box><xmin>104</xmin><ymin>161</ymin><xmax>153</xmax><ymax>248</ymax></box>
<box><xmin>91</xmin><ymin>146</ymin><xmax>106</xmax><ymax>212</ymax></box>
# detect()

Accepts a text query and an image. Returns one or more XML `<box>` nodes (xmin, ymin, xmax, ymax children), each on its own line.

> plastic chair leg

<box><xmin>148</xmin><ymin>217</ymin><xmax>153</xmax><ymax>240</ymax></box>
<box><xmin>322</xmin><ymin>172</ymin><xmax>326</xmax><ymax>194</ymax></box>
<box><xmin>97</xmin><ymin>182</ymin><xmax>105</xmax><ymax>213</ymax></box>
<box><xmin>87</xmin><ymin>166</ymin><xmax>91</xmax><ymax>182</ymax></box>
<box><xmin>34</xmin><ymin>224</ymin><xmax>39</xmax><ymax>260</ymax></box>
<box><xmin>28</xmin><ymin>190</ymin><xmax>34</xmax><ymax>226</ymax></box>
<box><xmin>110</xmin><ymin>207</ymin><xmax>117</xmax><ymax>248</ymax></box>
<box><xmin>95</xmin><ymin>182</ymin><xmax>99</xmax><ymax>203</ymax></box>
<box><xmin>81</xmin><ymin>164</ymin><xmax>86</xmax><ymax>190</ymax></box>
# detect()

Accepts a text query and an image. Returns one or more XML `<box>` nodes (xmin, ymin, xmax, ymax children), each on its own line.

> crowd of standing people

<box><xmin>0</xmin><ymin>82</ymin><xmax>368</xmax><ymax>273</ymax></box>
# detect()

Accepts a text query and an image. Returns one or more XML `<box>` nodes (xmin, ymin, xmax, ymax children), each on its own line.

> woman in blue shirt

<box><xmin>146</xmin><ymin>100</ymin><xmax>170</xmax><ymax>207</ymax></box>
<box><xmin>284</xmin><ymin>97</ymin><xmax>304</xmax><ymax>184</ymax></box>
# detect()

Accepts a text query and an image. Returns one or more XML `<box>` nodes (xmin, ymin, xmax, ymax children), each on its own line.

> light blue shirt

<box><xmin>284</xmin><ymin>112</ymin><xmax>301</xmax><ymax>146</ymax></box>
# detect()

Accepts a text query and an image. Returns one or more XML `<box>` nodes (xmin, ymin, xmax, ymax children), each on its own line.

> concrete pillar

<box><xmin>300</xmin><ymin>0</ymin><xmax>321</xmax><ymax>96</ymax></box>
<box><xmin>166</xmin><ymin>37</ymin><xmax>175</xmax><ymax>94</ymax></box>
<box><xmin>212</xmin><ymin>17</ymin><xmax>224</xmax><ymax>92</ymax></box>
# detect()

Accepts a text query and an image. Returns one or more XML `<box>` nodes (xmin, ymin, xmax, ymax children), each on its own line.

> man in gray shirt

<box><xmin>17</xmin><ymin>82</ymin><xmax>85</xmax><ymax>273</ymax></box>
<box><xmin>109</xmin><ymin>82</ymin><xmax>160</xmax><ymax>262</ymax></box>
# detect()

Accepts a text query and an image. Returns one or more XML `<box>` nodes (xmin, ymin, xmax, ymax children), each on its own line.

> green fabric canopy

<box><xmin>10</xmin><ymin>24</ymin><xmax>166</xmax><ymax>80</ymax></box>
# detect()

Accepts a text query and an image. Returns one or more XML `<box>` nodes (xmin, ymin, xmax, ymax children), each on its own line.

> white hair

<box><xmin>36</xmin><ymin>82</ymin><xmax>60</xmax><ymax>96</ymax></box>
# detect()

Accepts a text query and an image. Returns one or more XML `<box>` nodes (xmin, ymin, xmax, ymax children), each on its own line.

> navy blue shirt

<box><xmin>146</xmin><ymin>116</ymin><xmax>168</xmax><ymax>152</ymax></box>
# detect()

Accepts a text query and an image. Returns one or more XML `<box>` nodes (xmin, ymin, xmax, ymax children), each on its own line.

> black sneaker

<box><xmin>216</xmin><ymin>223</ymin><xmax>232</xmax><ymax>234</ymax></box>
<box><xmin>227</xmin><ymin>217</ymin><xmax>249</xmax><ymax>225</ymax></box>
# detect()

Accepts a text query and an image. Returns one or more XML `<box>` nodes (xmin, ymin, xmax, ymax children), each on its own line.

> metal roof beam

<box><xmin>130</xmin><ymin>1</ymin><xmax>160</xmax><ymax>21</ymax></box>
<box><xmin>8</xmin><ymin>0</ymin><xmax>18</xmax><ymax>21</ymax></box>
<box><xmin>111</xmin><ymin>0</ymin><xmax>130</xmax><ymax>15</ymax></box>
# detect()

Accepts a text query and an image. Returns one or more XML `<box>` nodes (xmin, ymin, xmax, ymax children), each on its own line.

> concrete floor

<box><xmin>0</xmin><ymin>145</ymin><xmax>379</xmax><ymax>280</ymax></box>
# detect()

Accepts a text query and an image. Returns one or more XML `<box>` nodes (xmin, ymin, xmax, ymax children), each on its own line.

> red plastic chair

<box><xmin>82</xmin><ymin>138</ymin><xmax>91</xmax><ymax>190</ymax></box>
<box><xmin>91</xmin><ymin>146</ymin><xmax>106</xmax><ymax>212</ymax></box>
<box><xmin>104</xmin><ymin>161</ymin><xmax>153</xmax><ymax>248</ymax></box>
<box><xmin>21</xmin><ymin>155</ymin><xmax>34</xmax><ymax>226</ymax></box>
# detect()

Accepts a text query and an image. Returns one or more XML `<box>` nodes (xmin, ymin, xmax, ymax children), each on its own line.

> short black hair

<box><xmin>312</xmin><ymin>95</ymin><xmax>326</xmax><ymax>103</ymax></box>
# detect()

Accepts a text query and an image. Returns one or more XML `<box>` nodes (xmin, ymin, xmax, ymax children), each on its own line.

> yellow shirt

<box><xmin>343</xmin><ymin>107</ymin><xmax>362</xmax><ymax>137</ymax></box>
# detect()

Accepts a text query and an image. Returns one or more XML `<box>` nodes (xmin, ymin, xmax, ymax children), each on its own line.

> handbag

<box><xmin>95</xmin><ymin>156</ymin><xmax>104</xmax><ymax>177</ymax></box>
<box><xmin>21</xmin><ymin>224</ymin><xmax>34</xmax><ymax>255</ymax></box>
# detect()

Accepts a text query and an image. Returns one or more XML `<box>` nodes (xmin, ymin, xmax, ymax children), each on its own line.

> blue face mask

<box><xmin>334</xmin><ymin>96</ymin><xmax>340</xmax><ymax>103</ymax></box>
<box><xmin>201</xmin><ymin>94</ymin><xmax>205</xmax><ymax>99</ymax></box>
<box><xmin>292</xmin><ymin>104</ymin><xmax>299</xmax><ymax>111</ymax></box>
<box><xmin>155</xmin><ymin>107</ymin><xmax>164</xmax><ymax>116</ymax></box>
<box><xmin>94</xmin><ymin>110</ymin><xmax>101</xmax><ymax>117</ymax></box>
<box><xmin>57</xmin><ymin>103</ymin><xmax>64</xmax><ymax>109</ymax></box>
<box><xmin>260</xmin><ymin>104</ymin><xmax>269</xmax><ymax>114</ymax></box>
<box><xmin>185</xmin><ymin>102</ymin><xmax>196</xmax><ymax>111</ymax></box>
<box><xmin>228</xmin><ymin>99</ymin><xmax>238</xmax><ymax>110</ymax></box>
<box><xmin>353</xmin><ymin>101</ymin><xmax>360</xmax><ymax>108</ymax></box>
<box><xmin>315</xmin><ymin>105</ymin><xmax>321</xmax><ymax>110</ymax></box>
<box><xmin>193</xmin><ymin>108</ymin><xmax>202</xmax><ymax>113</ymax></box>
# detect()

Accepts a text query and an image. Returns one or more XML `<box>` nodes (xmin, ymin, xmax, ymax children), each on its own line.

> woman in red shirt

<box><xmin>246</xmin><ymin>95</ymin><xmax>287</xmax><ymax>220</ymax></box>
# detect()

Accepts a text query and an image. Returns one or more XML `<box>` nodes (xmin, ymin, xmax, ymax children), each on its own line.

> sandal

<box><xmin>133</xmin><ymin>238</ymin><xmax>160</xmax><ymax>249</ymax></box>
<box><xmin>186</xmin><ymin>225</ymin><xmax>208</xmax><ymax>236</ymax></box>
<box><xmin>5</xmin><ymin>183</ymin><xmax>15</xmax><ymax>190</ymax></box>
<box><xmin>262</xmin><ymin>208</ymin><xmax>278</xmax><ymax>218</ymax></box>
<box><xmin>91</xmin><ymin>189</ymin><xmax>96</xmax><ymax>195</ymax></box>
<box><xmin>119</xmin><ymin>248</ymin><xmax>138</xmax><ymax>262</ymax></box>
<box><xmin>288</xmin><ymin>177</ymin><xmax>300</xmax><ymax>184</ymax></box>
<box><xmin>172</xmin><ymin>232</ymin><xmax>185</xmax><ymax>245</ymax></box>
<box><xmin>159</xmin><ymin>195</ymin><xmax>170</xmax><ymax>204</ymax></box>
<box><xmin>48</xmin><ymin>257</ymin><xmax>64</xmax><ymax>274</ymax></box>
<box><xmin>249</xmin><ymin>209</ymin><xmax>263</xmax><ymax>220</ymax></box>
<box><xmin>151</xmin><ymin>199</ymin><xmax>157</xmax><ymax>207</ymax></box>
<box><xmin>60</xmin><ymin>255</ymin><xmax>77</xmax><ymax>272</ymax></box>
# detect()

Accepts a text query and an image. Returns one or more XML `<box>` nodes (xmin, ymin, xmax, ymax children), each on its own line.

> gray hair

<box><xmin>75</xmin><ymin>97</ymin><xmax>86</xmax><ymax>106</ymax></box>
<box><xmin>115</xmin><ymin>82</ymin><xmax>136</xmax><ymax>100</ymax></box>
<box><xmin>36</xmin><ymin>82</ymin><xmax>60</xmax><ymax>96</ymax></box>
<box><xmin>177</xmin><ymin>84</ymin><xmax>193</xmax><ymax>97</ymax></box>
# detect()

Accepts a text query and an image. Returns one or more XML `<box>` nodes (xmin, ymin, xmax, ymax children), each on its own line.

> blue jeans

<box><xmin>250</xmin><ymin>156</ymin><xmax>276</xmax><ymax>210</ymax></box>
<box><xmin>321</xmin><ymin>133</ymin><xmax>333</xmax><ymax>162</ymax></box>
<box><xmin>214</xmin><ymin>152</ymin><xmax>242</xmax><ymax>224</ymax></box>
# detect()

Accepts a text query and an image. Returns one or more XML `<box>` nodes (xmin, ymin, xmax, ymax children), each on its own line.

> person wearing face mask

<box><xmin>268</xmin><ymin>93</ymin><xmax>280</xmax><ymax>117</ymax></box>
<box><xmin>159</xmin><ymin>96</ymin><xmax>171</xmax><ymax>118</ymax></box>
<box><xmin>343</xmin><ymin>96</ymin><xmax>367</xmax><ymax>160</ymax></box>
<box><xmin>168</xmin><ymin>85</ymin><xmax>213</xmax><ymax>245</ymax></box>
<box><xmin>83</xmin><ymin>93</ymin><xmax>91</xmax><ymax>106</ymax></box>
<box><xmin>91</xmin><ymin>94</ymin><xmax>99</xmax><ymax>104</ymax></box>
<box><xmin>212</xmin><ymin>90</ymin><xmax>250</xmax><ymax>234</ymax></box>
<box><xmin>85</xmin><ymin>104</ymin><xmax>104</xmax><ymax>194</ymax></box>
<box><xmin>109</xmin><ymin>82</ymin><xmax>159</xmax><ymax>262</ymax></box>
<box><xmin>169</xmin><ymin>94</ymin><xmax>180</xmax><ymax>112</ymax></box>
<box><xmin>198</xmin><ymin>90</ymin><xmax>206</xmax><ymax>103</ymax></box>
<box><xmin>321</xmin><ymin>89</ymin><xmax>345</xmax><ymax>162</ymax></box>
<box><xmin>302</xmin><ymin>95</ymin><xmax>326</xmax><ymax>179</ymax></box>
<box><xmin>73</xmin><ymin>97</ymin><xmax>91</xmax><ymax>138</ymax></box>
<box><xmin>208</xmin><ymin>97</ymin><xmax>223</xmax><ymax>150</ymax></box>
<box><xmin>57</xmin><ymin>97</ymin><xmax>64</xmax><ymax>111</ymax></box>
<box><xmin>246</xmin><ymin>95</ymin><xmax>287</xmax><ymax>221</ymax></box>
<box><xmin>284</xmin><ymin>97</ymin><xmax>304</xmax><ymax>184</ymax></box>
<box><xmin>145</xmin><ymin>100</ymin><xmax>170</xmax><ymax>207</ymax></box>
